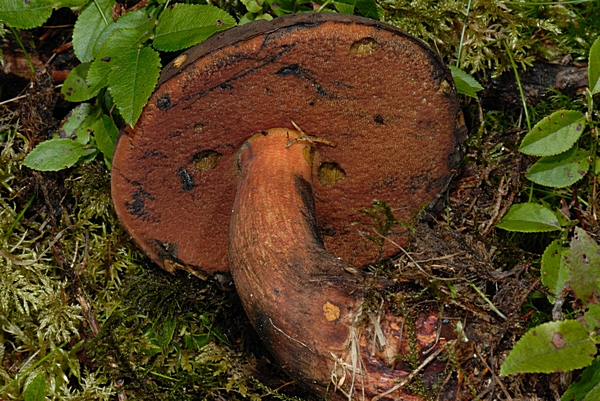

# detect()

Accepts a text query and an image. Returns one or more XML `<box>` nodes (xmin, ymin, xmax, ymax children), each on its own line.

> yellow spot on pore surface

<box><xmin>323</xmin><ymin>301</ymin><xmax>340</xmax><ymax>321</ymax></box>
<box><xmin>349</xmin><ymin>38</ymin><xmax>378</xmax><ymax>56</ymax></box>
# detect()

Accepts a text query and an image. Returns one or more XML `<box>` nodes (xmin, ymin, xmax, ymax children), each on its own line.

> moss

<box><xmin>0</xmin><ymin>109</ymin><xmax>299</xmax><ymax>400</ymax></box>
<box><xmin>379</xmin><ymin>0</ymin><xmax>598</xmax><ymax>77</ymax></box>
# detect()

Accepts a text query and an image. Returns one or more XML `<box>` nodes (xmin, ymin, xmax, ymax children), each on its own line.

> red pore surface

<box><xmin>111</xmin><ymin>13</ymin><xmax>465</xmax><ymax>277</ymax></box>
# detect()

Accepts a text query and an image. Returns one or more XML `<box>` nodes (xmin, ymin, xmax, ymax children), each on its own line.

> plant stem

<box><xmin>0</xmin><ymin>342</ymin><xmax>67</xmax><ymax>394</ymax></box>
<box><xmin>4</xmin><ymin>194</ymin><xmax>35</xmax><ymax>239</ymax></box>
<box><xmin>93</xmin><ymin>0</ymin><xmax>109</xmax><ymax>26</ymax></box>
<box><xmin>9</xmin><ymin>27</ymin><xmax>35</xmax><ymax>74</ymax></box>
<box><xmin>504</xmin><ymin>40</ymin><xmax>531</xmax><ymax>131</ymax></box>
<box><xmin>456</xmin><ymin>0</ymin><xmax>473</xmax><ymax>68</ymax></box>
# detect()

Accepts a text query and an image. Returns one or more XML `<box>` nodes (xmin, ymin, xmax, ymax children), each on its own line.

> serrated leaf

<box><xmin>74</xmin><ymin>110</ymin><xmax>99</xmax><ymax>144</ymax></box>
<box><xmin>500</xmin><ymin>320</ymin><xmax>595</xmax><ymax>375</ymax></box>
<box><xmin>541</xmin><ymin>239</ymin><xmax>569</xmax><ymax>302</ymax></box>
<box><xmin>526</xmin><ymin>147</ymin><xmax>590</xmax><ymax>188</ymax></box>
<box><xmin>569</xmin><ymin>227</ymin><xmax>600</xmax><ymax>304</ymax></box>
<box><xmin>107</xmin><ymin>45</ymin><xmax>161</xmax><ymax>126</ymax></box>
<box><xmin>23</xmin><ymin>138</ymin><xmax>85</xmax><ymax>171</ymax></box>
<box><xmin>153</xmin><ymin>4</ymin><xmax>236</xmax><ymax>52</ymax></box>
<box><xmin>333</xmin><ymin>2</ymin><xmax>355</xmax><ymax>14</ymax></box>
<box><xmin>73</xmin><ymin>0</ymin><xmax>115</xmax><ymax>63</ymax></box>
<box><xmin>520</xmin><ymin>110</ymin><xmax>586</xmax><ymax>157</ymax></box>
<box><xmin>449</xmin><ymin>66</ymin><xmax>483</xmax><ymax>98</ymax></box>
<box><xmin>95</xmin><ymin>10</ymin><xmax>156</xmax><ymax>58</ymax></box>
<box><xmin>57</xmin><ymin>103</ymin><xmax>93</xmax><ymax>142</ymax></box>
<box><xmin>23</xmin><ymin>371</ymin><xmax>46</xmax><ymax>401</ymax></box>
<box><xmin>589</xmin><ymin>37</ymin><xmax>600</xmax><ymax>95</ymax></box>
<box><xmin>496</xmin><ymin>203</ymin><xmax>561</xmax><ymax>232</ymax></box>
<box><xmin>584</xmin><ymin>305</ymin><xmax>600</xmax><ymax>339</ymax></box>
<box><xmin>61</xmin><ymin>62</ymin><xmax>94</xmax><ymax>102</ymax></box>
<box><xmin>0</xmin><ymin>0</ymin><xmax>52</xmax><ymax>29</ymax></box>
<box><xmin>87</xmin><ymin>56</ymin><xmax>115</xmax><ymax>96</ymax></box>
<box><xmin>92</xmin><ymin>114</ymin><xmax>119</xmax><ymax>163</ymax></box>
<box><xmin>562</xmin><ymin>356</ymin><xmax>600</xmax><ymax>401</ymax></box>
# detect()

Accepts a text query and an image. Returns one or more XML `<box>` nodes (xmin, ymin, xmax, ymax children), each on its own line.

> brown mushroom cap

<box><xmin>111</xmin><ymin>13</ymin><xmax>466</xmax><ymax>276</ymax></box>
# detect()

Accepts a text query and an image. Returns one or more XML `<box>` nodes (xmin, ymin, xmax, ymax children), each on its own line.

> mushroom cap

<box><xmin>111</xmin><ymin>13</ymin><xmax>466</xmax><ymax>276</ymax></box>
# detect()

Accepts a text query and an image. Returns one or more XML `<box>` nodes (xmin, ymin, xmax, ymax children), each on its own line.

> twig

<box><xmin>474</xmin><ymin>346</ymin><xmax>512</xmax><ymax>401</ymax></box>
<box><xmin>375</xmin><ymin>232</ymin><xmax>463</xmax><ymax>281</ymax></box>
<box><xmin>371</xmin><ymin>340</ymin><xmax>456</xmax><ymax>401</ymax></box>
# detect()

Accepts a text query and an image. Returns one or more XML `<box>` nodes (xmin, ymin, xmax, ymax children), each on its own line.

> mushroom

<box><xmin>112</xmin><ymin>13</ymin><xmax>466</xmax><ymax>399</ymax></box>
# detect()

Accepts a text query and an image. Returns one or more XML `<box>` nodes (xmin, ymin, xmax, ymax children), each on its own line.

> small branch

<box><xmin>371</xmin><ymin>340</ymin><xmax>456</xmax><ymax>401</ymax></box>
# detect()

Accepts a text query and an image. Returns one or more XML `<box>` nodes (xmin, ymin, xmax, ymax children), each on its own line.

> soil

<box><xmin>1</xmin><ymin>17</ymin><xmax>592</xmax><ymax>401</ymax></box>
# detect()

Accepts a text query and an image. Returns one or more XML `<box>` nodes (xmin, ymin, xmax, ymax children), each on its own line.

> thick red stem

<box><xmin>229</xmin><ymin>128</ymin><xmax>447</xmax><ymax>400</ymax></box>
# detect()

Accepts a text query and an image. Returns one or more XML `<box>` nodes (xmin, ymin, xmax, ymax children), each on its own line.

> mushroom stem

<box><xmin>229</xmin><ymin>129</ymin><xmax>448</xmax><ymax>399</ymax></box>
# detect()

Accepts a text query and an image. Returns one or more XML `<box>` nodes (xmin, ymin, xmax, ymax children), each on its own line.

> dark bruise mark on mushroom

<box><xmin>294</xmin><ymin>174</ymin><xmax>324</xmax><ymax>247</ymax></box>
<box><xmin>373</xmin><ymin>114</ymin><xmax>385</xmax><ymax>124</ymax></box>
<box><xmin>275</xmin><ymin>63</ymin><xmax>313</xmax><ymax>78</ymax></box>
<box><xmin>177</xmin><ymin>166</ymin><xmax>196</xmax><ymax>192</ymax></box>
<box><xmin>156</xmin><ymin>93</ymin><xmax>171</xmax><ymax>110</ymax></box>
<box><xmin>275</xmin><ymin>63</ymin><xmax>336</xmax><ymax>98</ymax></box>
<box><xmin>154</xmin><ymin>240</ymin><xmax>179</xmax><ymax>260</ymax></box>
<box><xmin>142</xmin><ymin>150</ymin><xmax>167</xmax><ymax>160</ymax></box>
<box><xmin>124</xmin><ymin>181</ymin><xmax>155</xmax><ymax>221</ymax></box>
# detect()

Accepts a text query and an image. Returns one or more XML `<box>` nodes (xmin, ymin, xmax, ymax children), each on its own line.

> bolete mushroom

<box><xmin>112</xmin><ymin>12</ymin><xmax>466</xmax><ymax>399</ymax></box>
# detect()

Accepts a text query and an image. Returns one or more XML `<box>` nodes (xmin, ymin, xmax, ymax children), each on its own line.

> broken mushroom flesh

<box><xmin>111</xmin><ymin>12</ymin><xmax>466</xmax><ymax>400</ymax></box>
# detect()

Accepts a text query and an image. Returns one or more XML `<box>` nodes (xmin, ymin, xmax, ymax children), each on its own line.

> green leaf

<box><xmin>496</xmin><ymin>203</ymin><xmax>561</xmax><ymax>232</ymax></box>
<box><xmin>92</xmin><ymin>114</ymin><xmax>119</xmax><ymax>163</ymax></box>
<box><xmin>0</xmin><ymin>0</ymin><xmax>52</xmax><ymax>29</ymax></box>
<box><xmin>332</xmin><ymin>0</ymin><xmax>382</xmax><ymax>19</ymax></box>
<box><xmin>23</xmin><ymin>138</ymin><xmax>85</xmax><ymax>171</ymax></box>
<box><xmin>87</xmin><ymin>57</ymin><xmax>115</xmax><ymax>96</ymax></box>
<box><xmin>525</xmin><ymin>147</ymin><xmax>590</xmax><ymax>188</ymax></box>
<box><xmin>185</xmin><ymin>334</ymin><xmax>209</xmax><ymax>350</ymax></box>
<box><xmin>57</xmin><ymin>103</ymin><xmax>94</xmax><ymax>143</ymax></box>
<box><xmin>520</xmin><ymin>110</ymin><xmax>586</xmax><ymax>157</ymax></box>
<box><xmin>23</xmin><ymin>371</ymin><xmax>46</xmax><ymax>401</ymax></box>
<box><xmin>95</xmin><ymin>10</ymin><xmax>156</xmax><ymax>58</ymax></box>
<box><xmin>541</xmin><ymin>239</ymin><xmax>569</xmax><ymax>302</ymax></box>
<box><xmin>107</xmin><ymin>45</ymin><xmax>161</xmax><ymax>126</ymax></box>
<box><xmin>449</xmin><ymin>66</ymin><xmax>483</xmax><ymax>98</ymax></box>
<box><xmin>333</xmin><ymin>2</ymin><xmax>355</xmax><ymax>14</ymax></box>
<box><xmin>562</xmin><ymin>356</ymin><xmax>600</xmax><ymax>401</ymax></box>
<box><xmin>73</xmin><ymin>0</ymin><xmax>115</xmax><ymax>63</ymax></box>
<box><xmin>265</xmin><ymin>0</ymin><xmax>294</xmax><ymax>16</ymax></box>
<box><xmin>500</xmin><ymin>320</ymin><xmax>595</xmax><ymax>375</ymax></box>
<box><xmin>61</xmin><ymin>62</ymin><xmax>94</xmax><ymax>102</ymax></box>
<box><xmin>242</xmin><ymin>0</ymin><xmax>264</xmax><ymax>14</ymax></box>
<box><xmin>584</xmin><ymin>305</ymin><xmax>600</xmax><ymax>340</ymax></box>
<box><xmin>569</xmin><ymin>227</ymin><xmax>600</xmax><ymax>304</ymax></box>
<box><xmin>153</xmin><ymin>4</ymin><xmax>236</xmax><ymax>52</ymax></box>
<box><xmin>589</xmin><ymin>37</ymin><xmax>600</xmax><ymax>95</ymax></box>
